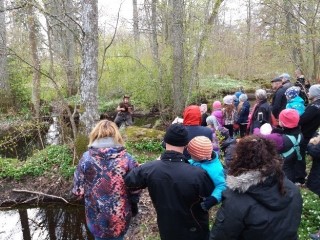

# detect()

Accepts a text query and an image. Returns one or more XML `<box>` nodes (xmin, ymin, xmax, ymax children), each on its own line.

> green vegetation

<box><xmin>0</xmin><ymin>145</ymin><xmax>75</xmax><ymax>180</ymax></box>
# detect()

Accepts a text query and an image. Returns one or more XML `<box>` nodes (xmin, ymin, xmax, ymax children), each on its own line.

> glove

<box><xmin>129</xmin><ymin>193</ymin><xmax>140</xmax><ymax>217</ymax></box>
<box><xmin>201</xmin><ymin>196</ymin><xmax>218</xmax><ymax>211</ymax></box>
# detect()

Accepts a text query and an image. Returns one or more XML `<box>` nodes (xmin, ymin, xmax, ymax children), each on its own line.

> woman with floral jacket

<box><xmin>73</xmin><ymin>120</ymin><xmax>139</xmax><ymax>240</ymax></box>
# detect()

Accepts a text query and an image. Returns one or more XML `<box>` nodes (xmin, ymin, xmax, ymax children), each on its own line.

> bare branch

<box><xmin>13</xmin><ymin>189</ymin><xmax>69</xmax><ymax>203</ymax></box>
<box><xmin>98</xmin><ymin>1</ymin><xmax>124</xmax><ymax>82</ymax></box>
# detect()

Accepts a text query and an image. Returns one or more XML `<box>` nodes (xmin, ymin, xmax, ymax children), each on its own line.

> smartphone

<box><xmin>258</xmin><ymin>112</ymin><xmax>263</xmax><ymax>122</ymax></box>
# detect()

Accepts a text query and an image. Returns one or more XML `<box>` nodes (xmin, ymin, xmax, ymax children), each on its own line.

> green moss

<box><xmin>123</xmin><ymin>126</ymin><xmax>165</xmax><ymax>142</ymax></box>
<box><xmin>74</xmin><ymin>134</ymin><xmax>89</xmax><ymax>163</ymax></box>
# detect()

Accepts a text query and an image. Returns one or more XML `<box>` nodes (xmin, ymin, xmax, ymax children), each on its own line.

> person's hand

<box><xmin>74</xmin><ymin>188</ymin><xmax>84</xmax><ymax>199</ymax></box>
<box><xmin>201</xmin><ymin>196</ymin><xmax>218</xmax><ymax>211</ymax></box>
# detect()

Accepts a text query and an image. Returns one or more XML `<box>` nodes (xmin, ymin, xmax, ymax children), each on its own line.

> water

<box><xmin>46</xmin><ymin>116</ymin><xmax>60</xmax><ymax>145</ymax></box>
<box><xmin>0</xmin><ymin>204</ymin><xmax>93</xmax><ymax>240</ymax></box>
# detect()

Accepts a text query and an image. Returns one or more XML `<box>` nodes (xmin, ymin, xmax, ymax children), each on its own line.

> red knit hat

<box><xmin>279</xmin><ymin>109</ymin><xmax>300</xmax><ymax>128</ymax></box>
<box><xmin>187</xmin><ymin>136</ymin><xmax>213</xmax><ymax>160</ymax></box>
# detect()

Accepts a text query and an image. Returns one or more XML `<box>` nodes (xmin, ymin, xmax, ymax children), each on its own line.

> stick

<box><xmin>13</xmin><ymin>189</ymin><xmax>69</xmax><ymax>203</ymax></box>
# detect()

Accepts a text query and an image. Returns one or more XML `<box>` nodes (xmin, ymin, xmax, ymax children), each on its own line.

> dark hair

<box><xmin>229</xmin><ymin>135</ymin><xmax>286</xmax><ymax>195</ymax></box>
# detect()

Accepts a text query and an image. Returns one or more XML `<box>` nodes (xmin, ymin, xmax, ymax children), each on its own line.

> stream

<box><xmin>0</xmin><ymin>204</ymin><xmax>93</xmax><ymax>240</ymax></box>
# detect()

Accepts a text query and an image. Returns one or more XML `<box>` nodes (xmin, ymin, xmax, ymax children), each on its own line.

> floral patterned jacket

<box><xmin>72</xmin><ymin>138</ymin><xmax>139</xmax><ymax>239</ymax></box>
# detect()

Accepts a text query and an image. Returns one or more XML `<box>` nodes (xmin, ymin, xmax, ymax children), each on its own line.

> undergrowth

<box><xmin>0</xmin><ymin>145</ymin><xmax>75</xmax><ymax>180</ymax></box>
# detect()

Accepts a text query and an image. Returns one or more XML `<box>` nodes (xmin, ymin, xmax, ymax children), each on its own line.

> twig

<box><xmin>13</xmin><ymin>189</ymin><xmax>69</xmax><ymax>203</ymax></box>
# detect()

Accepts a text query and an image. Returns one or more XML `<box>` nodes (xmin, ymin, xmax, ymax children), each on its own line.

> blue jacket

<box><xmin>286</xmin><ymin>96</ymin><xmax>305</xmax><ymax>115</ymax></box>
<box><xmin>237</xmin><ymin>101</ymin><xmax>250</xmax><ymax>124</ymax></box>
<box><xmin>189</xmin><ymin>154</ymin><xmax>226</xmax><ymax>202</ymax></box>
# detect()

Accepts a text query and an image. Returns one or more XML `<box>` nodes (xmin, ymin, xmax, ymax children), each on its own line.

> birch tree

<box><xmin>80</xmin><ymin>0</ymin><xmax>99</xmax><ymax>134</ymax></box>
<box><xmin>0</xmin><ymin>0</ymin><xmax>9</xmax><ymax>100</ymax></box>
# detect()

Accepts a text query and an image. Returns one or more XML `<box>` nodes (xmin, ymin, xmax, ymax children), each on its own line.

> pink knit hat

<box><xmin>187</xmin><ymin>136</ymin><xmax>213</xmax><ymax>160</ymax></box>
<box><xmin>212</xmin><ymin>101</ymin><xmax>222</xmax><ymax>110</ymax></box>
<box><xmin>279</xmin><ymin>109</ymin><xmax>300</xmax><ymax>128</ymax></box>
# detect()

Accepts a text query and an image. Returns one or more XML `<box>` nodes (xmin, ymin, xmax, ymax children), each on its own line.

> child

<box><xmin>211</xmin><ymin>100</ymin><xmax>224</xmax><ymax>127</ymax></box>
<box><xmin>285</xmin><ymin>86</ymin><xmax>305</xmax><ymax>115</ymax></box>
<box><xmin>217</xmin><ymin>126</ymin><xmax>237</xmax><ymax>169</ymax></box>
<box><xmin>222</xmin><ymin>95</ymin><xmax>237</xmax><ymax>138</ymax></box>
<box><xmin>206</xmin><ymin>115</ymin><xmax>220</xmax><ymax>154</ymax></box>
<box><xmin>187</xmin><ymin>136</ymin><xmax>226</xmax><ymax>211</ymax></box>
<box><xmin>236</xmin><ymin>93</ymin><xmax>250</xmax><ymax>137</ymax></box>
<box><xmin>307</xmin><ymin>135</ymin><xmax>320</xmax><ymax>240</ymax></box>
<box><xmin>277</xmin><ymin>109</ymin><xmax>303</xmax><ymax>182</ymax></box>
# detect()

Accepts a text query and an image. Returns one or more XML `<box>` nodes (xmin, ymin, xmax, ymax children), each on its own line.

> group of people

<box><xmin>72</xmin><ymin>71</ymin><xmax>320</xmax><ymax>240</ymax></box>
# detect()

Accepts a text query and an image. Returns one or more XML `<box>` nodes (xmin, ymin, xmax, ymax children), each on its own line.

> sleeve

<box><xmin>124</xmin><ymin>164</ymin><xmax>148</xmax><ymax>191</ymax></box>
<box><xmin>299</xmin><ymin>106</ymin><xmax>316</xmax><ymax>125</ymax></box>
<box><xmin>72</xmin><ymin>155</ymin><xmax>86</xmax><ymax>197</ymax></box>
<box><xmin>209</xmin><ymin>194</ymin><xmax>246</xmax><ymax>240</ymax></box>
<box><xmin>307</xmin><ymin>141</ymin><xmax>320</xmax><ymax>159</ymax></box>
<box><xmin>209</xmin><ymin>163</ymin><xmax>226</xmax><ymax>202</ymax></box>
<box><xmin>272</xmin><ymin>93</ymin><xmax>285</xmax><ymax>119</ymax></box>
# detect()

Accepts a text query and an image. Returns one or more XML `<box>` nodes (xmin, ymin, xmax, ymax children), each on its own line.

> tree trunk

<box><xmin>0</xmin><ymin>0</ymin><xmax>10</xmax><ymax>109</ymax></box>
<box><xmin>19</xmin><ymin>209</ymin><xmax>31</xmax><ymax>240</ymax></box>
<box><xmin>187</xmin><ymin>0</ymin><xmax>224</xmax><ymax>104</ymax></box>
<box><xmin>170</xmin><ymin>0</ymin><xmax>185</xmax><ymax>116</ymax></box>
<box><xmin>244</xmin><ymin>0</ymin><xmax>252</xmax><ymax>79</ymax></box>
<box><xmin>27</xmin><ymin>3</ymin><xmax>41</xmax><ymax>120</ymax></box>
<box><xmin>133</xmin><ymin>0</ymin><xmax>140</xmax><ymax>46</ymax></box>
<box><xmin>80</xmin><ymin>0</ymin><xmax>99</xmax><ymax>134</ymax></box>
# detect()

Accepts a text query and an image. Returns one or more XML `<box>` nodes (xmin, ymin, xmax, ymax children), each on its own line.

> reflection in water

<box><xmin>0</xmin><ymin>204</ymin><xmax>94</xmax><ymax>240</ymax></box>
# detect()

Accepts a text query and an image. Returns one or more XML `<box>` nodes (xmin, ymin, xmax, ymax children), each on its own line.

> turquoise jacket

<box><xmin>286</xmin><ymin>96</ymin><xmax>305</xmax><ymax>116</ymax></box>
<box><xmin>189</xmin><ymin>155</ymin><xmax>226</xmax><ymax>202</ymax></box>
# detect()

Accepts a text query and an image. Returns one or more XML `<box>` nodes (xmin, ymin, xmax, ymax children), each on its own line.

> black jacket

<box><xmin>249</xmin><ymin>100</ymin><xmax>271</xmax><ymax>134</ymax></box>
<box><xmin>236</xmin><ymin>101</ymin><xmax>250</xmax><ymax>124</ymax></box>
<box><xmin>271</xmin><ymin>86</ymin><xmax>287</xmax><ymax>119</ymax></box>
<box><xmin>125</xmin><ymin>151</ymin><xmax>214</xmax><ymax>240</ymax></box>
<box><xmin>307</xmin><ymin>140</ymin><xmax>320</xmax><ymax>196</ymax></box>
<box><xmin>299</xmin><ymin>99</ymin><xmax>320</xmax><ymax>139</ymax></box>
<box><xmin>210</xmin><ymin>172</ymin><xmax>302</xmax><ymax>240</ymax></box>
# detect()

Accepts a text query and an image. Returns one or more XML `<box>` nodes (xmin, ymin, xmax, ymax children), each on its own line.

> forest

<box><xmin>0</xmin><ymin>0</ymin><xmax>320</xmax><ymax>239</ymax></box>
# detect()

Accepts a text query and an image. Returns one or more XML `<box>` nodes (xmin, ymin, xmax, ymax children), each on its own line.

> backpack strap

<box><xmin>281</xmin><ymin>134</ymin><xmax>302</xmax><ymax>160</ymax></box>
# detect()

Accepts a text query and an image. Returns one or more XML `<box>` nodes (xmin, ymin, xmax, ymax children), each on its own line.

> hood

<box><xmin>183</xmin><ymin>105</ymin><xmax>201</xmax><ymax>126</ymax></box>
<box><xmin>90</xmin><ymin>137</ymin><xmax>122</xmax><ymax>148</ymax></box>
<box><xmin>290</xmin><ymin>96</ymin><xmax>304</xmax><ymax>104</ymax></box>
<box><xmin>227</xmin><ymin>171</ymin><xmax>293</xmax><ymax>210</ymax></box>
<box><xmin>89</xmin><ymin>137</ymin><xmax>125</xmax><ymax>160</ymax></box>
<box><xmin>212</xmin><ymin>110</ymin><xmax>223</xmax><ymax>118</ymax></box>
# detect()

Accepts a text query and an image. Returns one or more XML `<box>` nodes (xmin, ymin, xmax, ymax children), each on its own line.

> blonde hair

<box><xmin>88</xmin><ymin>120</ymin><xmax>124</xmax><ymax>146</ymax></box>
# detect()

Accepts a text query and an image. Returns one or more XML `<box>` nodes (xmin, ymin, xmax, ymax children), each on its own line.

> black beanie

<box><xmin>164</xmin><ymin>123</ymin><xmax>188</xmax><ymax>147</ymax></box>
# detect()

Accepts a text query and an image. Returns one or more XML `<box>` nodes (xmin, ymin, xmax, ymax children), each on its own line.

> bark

<box><xmin>133</xmin><ymin>0</ymin><xmax>140</xmax><ymax>45</ymax></box>
<box><xmin>170</xmin><ymin>0</ymin><xmax>185</xmax><ymax>116</ymax></box>
<box><xmin>27</xmin><ymin>3</ymin><xmax>41</xmax><ymax>120</ymax></box>
<box><xmin>19</xmin><ymin>209</ymin><xmax>31</xmax><ymax>240</ymax></box>
<box><xmin>80</xmin><ymin>0</ymin><xmax>99</xmax><ymax>134</ymax></box>
<box><xmin>0</xmin><ymin>0</ymin><xmax>9</xmax><ymax>93</ymax></box>
<box><xmin>186</xmin><ymin>0</ymin><xmax>224</xmax><ymax>103</ymax></box>
<box><xmin>244</xmin><ymin>0</ymin><xmax>252</xmax><ymax>78</ymax></box>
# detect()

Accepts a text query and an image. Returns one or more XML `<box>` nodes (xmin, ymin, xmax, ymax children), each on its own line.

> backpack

<box><xmin>281</xmin><ymin>134</ymin><xmax>302</xmax><ymax>160</ymax></box>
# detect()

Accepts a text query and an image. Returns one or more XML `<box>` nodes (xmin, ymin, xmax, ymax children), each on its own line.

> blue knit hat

<box><xmin>285</xmin><ymin>86</ymin><xmax>300</xmax><ymax>99</ymax></box>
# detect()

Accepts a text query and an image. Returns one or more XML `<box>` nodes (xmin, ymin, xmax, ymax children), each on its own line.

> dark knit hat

<box><xmin>217</xmin><ymin>126</ymin><xmax>230</xmax><ymax>140</ymax></box>
<box><xmin>164</xmin><ymin>123</ymin><xmax>189</xmax><ymax>146</ymax></box>
<box><xmin>188</xmin><ymin>136</ymin><xmax>213</xmax><ymax>160</ymax></box>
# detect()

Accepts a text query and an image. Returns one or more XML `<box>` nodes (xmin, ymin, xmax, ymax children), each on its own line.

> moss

<box><xmin>123</xmin><ymin>126</ymin><xmax>165</xmax><ymax>142</ymax></box>
<box><xmin>74</xmin><ymin>134</ymin><xmax>89</xmax><ymax>163</ymax></box>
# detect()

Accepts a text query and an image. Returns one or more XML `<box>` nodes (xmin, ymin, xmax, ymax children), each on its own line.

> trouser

<box><xmin>224</xmin><ymin>124</ymin><xmax>234</xmax><ymax>138</ymax></box>
<box><xmin>295</xmin><ymin>137</ymin><xmax>309</xmax><ymax>184</ymax></box>
<box><xmin>114</xmin><ymin>113</ymin><xmax>133</xmax><ymax>128</ymax></box>
<box><xmin>283</xmin><ymin>157</ymin><xmax>296</xmax><ymax>182</ymax></box>
<box><xmin>239</xmin><ymin>124</ymin><xmax>248</xmax><ymax>138</ymax></box>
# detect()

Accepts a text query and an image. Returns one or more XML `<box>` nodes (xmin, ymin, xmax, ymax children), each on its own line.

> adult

<box><xmin>72</xmin><ymin>120</ymin><xmax>139</xmax><ymax>240</ymax></box>
<box><xmin>270</xmin><ymin>77</ymin><xmax>287</xmax><ymax>119</ymax></box>
<box><xmin>209</xmin><ymin>135</ymin><xmax>303</xmax><ymax>240</ymax></box>
<box><xmin>114</xmin><ymin>95</ymin><xmax>134</xmax><ymax>128</ymax></box>
<box><xmin>279</xmin><ymin>73</ymin><xmax>293</xmax><ymax>89</ymax></box>
<box><xmin>183</xmin><ymin>105</ymin><xmax>213</xmax><ymax>158</ymax></box>
<box><xmin>247</xmin><ymin>89</ymin><xmax>272</xmax><ymax>134</ymax></box>
<box><xmin>125</xmin><ymin>124</ymin><xmax>214</xmax><ymax>240</ymax></box>
<box><xmin>297</xmin><ymin>84</ymin><xmax>320</xmax><ymax>184</ymax></box>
